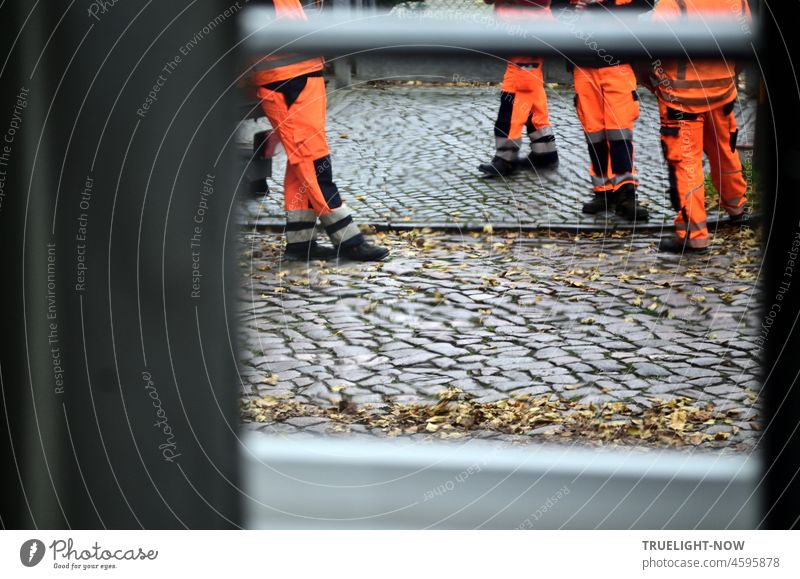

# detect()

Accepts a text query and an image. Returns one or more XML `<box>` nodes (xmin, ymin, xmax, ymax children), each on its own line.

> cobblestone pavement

<box><xmin>240</xmin><ymin>84</ymin><xmax>756</xmax><ymax>230</ymax></box>
<box><xmin>238</xmin><ymin>227</ymin><xmax>763</xmax><ymax>451</ymax></box>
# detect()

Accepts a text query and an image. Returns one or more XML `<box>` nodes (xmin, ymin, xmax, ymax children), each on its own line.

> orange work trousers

<box><xmin>659</xmin><ymin>100</ymin><xmax>747</xmax><ymax>249</ymax></box>
<box><xmin>494</xmin><ymin>57</ymin><xmax>556</xmax><ymax>161</ymax></box>
<box><xmin>258</xmin><ymin>74</ymin><xmax>363</xmax><ymax>249</ymax></box>
<box><xmin>573</xmin><ymin>65</ymin><xmax>640</xmax><ymax>193</ymax></box>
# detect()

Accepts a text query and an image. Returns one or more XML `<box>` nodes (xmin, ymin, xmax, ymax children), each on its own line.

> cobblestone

<box><xmin>240</xmin><ymin>228</ymin><xmax>763</xmax><ymax>451</ymax></box>
<box><xmin>241</xmin><ymin>85</ymin><xmax>756</xmax><ymax>230</ymax></box>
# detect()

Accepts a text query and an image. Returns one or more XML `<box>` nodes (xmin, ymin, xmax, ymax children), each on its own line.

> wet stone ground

<box><xmin>238</xmin><ymin>227</ymin><xmax>763</xmax><ymax>451</ymax></box>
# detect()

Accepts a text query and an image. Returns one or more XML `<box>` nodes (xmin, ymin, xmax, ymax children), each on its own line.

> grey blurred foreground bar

<box><xmin>241</xmin><ymin>9</ymin><xmax>758</xmax><ymax>59</ymax></box>
<box><xmin>243</xmin><ymin>436</ymin><xmax>760</xmax><ymax>529</ymax></box>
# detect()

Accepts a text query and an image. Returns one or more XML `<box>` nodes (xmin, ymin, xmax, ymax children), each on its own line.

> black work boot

<box><xmin>284</xmin><ymin>241</ymin><xmax>338</xmax><ymax>262</ymax></box>
<box><xmin>614</xmin><ymin>184</ymin><xmax>649</xmax><ymax>221</ymax></box>
<box><xmin>339</xmin><ymin>241</ymin><xmax>389</xmax><ymax>262</ymax></box>
<box><xmin>658</xmin><ymin>236</ymin><xmax>709</xmax><ymax>254</ymax></box>
<box><xmin>729</xmin><ymin>211</ymin><xmax>753</xmax><ymax>227</ymax></box>
<box><xmin>523</xmin><ymin>150</ymin><xmax>559</xmax><ymax>170</ymax></box>
<box><xmin>478</xmin><ymin>156</ymin><xmax>516</xmax><ymax>177</ymax></box>
<box><xmin>582</xmin><ymin>190</ymin><xmax>615</xmax><ymax>215</ymax></box>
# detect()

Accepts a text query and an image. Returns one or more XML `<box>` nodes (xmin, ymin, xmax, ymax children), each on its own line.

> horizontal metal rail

<box><xmin>243</xmin><ymin>436</ymin><xmax>761</xmax><ymax>529</ymax></box>
<box><xmin>241</xmin><ymin>9</ymin><xmax>759</xmax><ymax>59</ymax></box>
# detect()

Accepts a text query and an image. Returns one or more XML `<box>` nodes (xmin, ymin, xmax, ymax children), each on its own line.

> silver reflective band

<box><xmin>529</xmin><ymin>126</ymin><xmax>554</xmax><ymax>141</ymax></box>
<box><xmin>328</xmin><ymin>222</ymin><xmax>362</xmax><ymax>246</ymax></box>
<box><xmin>664</xmin><ymin>75</ymin><xmax>736</xmax><ymax>90</ymax></box>
<box><xmin>606</xmin><ymin>128</ymin><xmax>634</xmax><ymax>141</ymax></box>
<box><xmin>319</xmin><ymin>205</ymin><xmax>350</xmax><ymax>227</ymax></box>
<box><xmin>532</xmin><ymin>141</ymin><xmax>558</xmax><ymax>154</ymax></box>
<box><xmin>591</xmin><ymin>175</ymin><xmax>610</xmax><ymax>187</ymax></box>
<box><xmin>612</xmin><ymin>173</ymin><xmax>638</xmax><ymax>185</ymax></box>
<box><xmin>286</xmin><ymin>227</ymin><xmax>317</xmax><ymax>244</ymax></box>
<box><xmin>586</xmin><ymin>130</ymin><xmax>606</xmax><ymax>144</ymax></box>
<box><xmin>287</xmin><ymin>209</ymin><xmax>316</xmax><ymax>222</ymax></box>
<box><xmin>660</xmin><ymin>84</ymin><xmax>737</xmax><ymax>107</ymax></box>
<box><xmin>320</xmin><ymin>206</ymin><xmax>361</xmax><ymax>245</ymax></box>
<box><xmin>684</xmin><ymin>183</ymin><xmax>704</xmax><ymax>201</ymax></box>
<box><xmin>495</xmin><ymin>137</ymin><xmax>522</xmax><ymax>161</ymax></box>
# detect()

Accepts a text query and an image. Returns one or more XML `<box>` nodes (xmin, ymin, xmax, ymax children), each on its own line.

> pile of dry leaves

<box><xmin>241</xmin><ymin>387</ymin><xmax>750</xmax><ymax>447</ymax></box>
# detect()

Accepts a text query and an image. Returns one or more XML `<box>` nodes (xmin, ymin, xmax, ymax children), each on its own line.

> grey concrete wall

<box><xmin>354</xmin><ymin>55</ymin><xmax>573</xmax><ymax>84</ymax></box>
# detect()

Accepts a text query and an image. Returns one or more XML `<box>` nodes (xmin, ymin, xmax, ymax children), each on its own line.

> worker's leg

<box><xmin>521</xmin><ymin>57</ymin><xmax>558</xmax><ymax>167</ymax></box>
<box><xmin>479</xmin><ymin>61</ymin><xmax>531</xmax><ymax>176</ymax></box>
<box><xmin>601</xmin><ymin>65</ymin><xmax>639</xmax><ymax>191</ymax></box>
<box><xmin>659</xmin><ymin>103</ymin><xmax>709</xmax><ymax>249</ymax></box>
<box><xmin>497</xmin><ymin>61</ymin><xmax>529</xmax><ymax>162</ymax></box>
<box><xmin>258</xmin><ymin>76</ymin><xmax>363</xmax><ymax>248</ymax></box>
<box><xmin>281</xmin><ymin>163</ymin><xmax>318</xmax><ymax>253</ymax></box>
<box><xmin>601</xmin><ymin>65</ymin><xmax>647</xmax><ymax>220</ymax></box>
<box><xmin>703</xmin><ymin>101</ymin><xmax>747</xmax><ymax>217</ymax></box>
<box><xmin>574</xmin><ymin>67</ymin><xmax>613</xmax><ymax>212</ymax></box>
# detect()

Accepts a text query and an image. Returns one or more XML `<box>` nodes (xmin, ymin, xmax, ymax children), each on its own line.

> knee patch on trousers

<box><xmin>313</xmin><ymin>156</ymin><xmax>341</xmax><ymax>209</ymax></box>
<box><xmin>588</xmin><ymin>141</ymin><xmax>608</xmax><ymax>177</ymax></box>
<box><xmin>494</xmin><ymin>92</ymin><xmax>515</xmax><ymax>137</ymax></box>
<box><xmin>609</xmin><ymin>139</ymin><xmax>634</xmax><ymax>175</ymax></box>
<box><xmin>588</xmin><ymin>140</ymin><xmax>608</xmax><ymax>176</ymax></box>
<box><xmin>660</xmin><ymin>141</ymin><xmax>682</xmax><ymax>213</ymax></box>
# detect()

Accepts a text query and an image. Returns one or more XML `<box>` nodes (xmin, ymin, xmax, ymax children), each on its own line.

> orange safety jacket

<box><xmin>651</xmin><ymin>0</ymin><xmax>752</xmax><ymax>113</ymax></box>
<box><xmin>248</xmin><ymin>0</ymin><xmax>325</xmax><ymax>86</ymax></box>
<box><xmin>491</xmin><ymin>0</ymin><xmax>551</xmax><ymax>18</ymax></box>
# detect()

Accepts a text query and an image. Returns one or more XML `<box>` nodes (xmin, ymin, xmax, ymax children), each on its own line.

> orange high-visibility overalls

<box><xmin>491</xmin><ymin>1</ymin><xmax>558</xmax><ymax>164</ymax></box>
<box><xmin>569</xmin><ymin>0</ymin><xmax>649</xmax><ymax>196</ymax></box>
<box><xmin>250</xmin><ymin>0</ymin><xmax>363</xmax><ymax>250</ymax></box>
<box><xmin>652</xmin><ymin>0</ymin><xmax>751</xmax><ymax>249</ymax></box>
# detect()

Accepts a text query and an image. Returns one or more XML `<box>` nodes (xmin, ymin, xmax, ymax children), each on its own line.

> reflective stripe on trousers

<box><xmin>319</xmin><ymin>205</ymin><xmax>363</xmax><ymax>247</ymax></box>
<box><xmin>529</xmin><ymin>125</ymin><xmax>556</xmax><ymax>154</ymax></box>
<box><xmin>285</xmin><ymin>209</ymin><xmax>317</xmax><ymax>248</ymax></box>
<box><xmin>495</xmin><ymin>137</ymin><xmax>523</xmax><ymax>161</ymax></box>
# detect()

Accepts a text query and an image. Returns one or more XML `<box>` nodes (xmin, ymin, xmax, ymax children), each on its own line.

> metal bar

<box><xmin>243</xmin><ymin>436</ymin><xmax>760</xmax><ymax>529</ymax></box>
<box><xmin>0</xmin><ymin>0</ymin><xmax>241</xmax><ymax>529</ymax></box>
<box><xmin>761</xmin><ymin>0</ymin><xmax>800</xmax><ymax>530</ymax></box>
<box><xmin>242</xmin><ymin>9</ymin><xmax>759</xmax><ymax>59</ymax></box>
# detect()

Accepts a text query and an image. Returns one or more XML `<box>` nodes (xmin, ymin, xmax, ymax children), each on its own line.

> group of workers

<box><xmin>250</xmin><ymin>0</ymin><xmax>752</xmax><ymax>261</ymax></box>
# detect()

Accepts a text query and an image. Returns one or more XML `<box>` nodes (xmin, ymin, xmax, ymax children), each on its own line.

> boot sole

<box><xmin>283</xmin><ymin>253</ymin><xmax>338</xmax><ymax>262</ymax></box>
<box><xmin>340</xmin><ymin>251</ymin><xmax>389</xmax><ymax>262</ymax></box>
<box><xmin>658</xmin><ymin>241</ymin><xmax>709</xmax><ymax>254</ymax></box>
<box><xmin>478</xmin><ymin>165</ymin><xmax>515</xmax><ymax>177</ymax></box>
<box><xmin>582</xmin><ymin>207</ymin><xmax>614</xmax><ymax>215</ymax></box>
<box><xmin>516</xmin><ymin>158</ymin><xmax>559</xmax><ymax>171</ymax></box>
